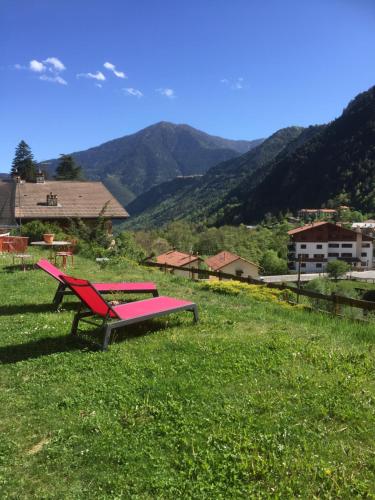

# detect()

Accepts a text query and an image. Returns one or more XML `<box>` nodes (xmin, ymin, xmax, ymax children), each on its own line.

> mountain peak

<box><xmin>45</xmin><ymin>122</ymin><xmax>262</xmax><ymax>206</ymax></box>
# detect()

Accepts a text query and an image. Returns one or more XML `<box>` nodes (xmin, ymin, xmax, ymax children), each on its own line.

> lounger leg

<box><xmin>102</xmin><ymin>325</ymin><xmax>113</xmax><ymax>351</ymax></box>
<box><xmin>71</xmin><ymin>310</ymin><xmax>82</xmax><ymax>336</ymax></box>
<box><xmin>152</xmin><ymin>290</ymin><xmax>159</xmax><ymax>297</ymax></box>
<box><xmin>193</xmin><ymin>306</ymin><xmax>199</xmax><ymax>323</ymax></box>
<box><xmin>53</xmin><ymin>283</ymin><xmax>66</xmax><ymax>308</ymax></box>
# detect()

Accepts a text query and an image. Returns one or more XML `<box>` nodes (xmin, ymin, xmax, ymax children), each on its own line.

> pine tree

<box><xmin>55</xmin><ymin>154</ymin><xmax>83</xmax><ymax>180</ymax></box>
<box><xmin>11</xmin><ymin>140</ymin><xmax>36</xmax><ymax>181</ymax></box>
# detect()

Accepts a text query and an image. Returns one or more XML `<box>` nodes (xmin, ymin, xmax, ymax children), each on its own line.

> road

<box><xmin>260</xmin><ymin>270</ymin><xmax>375</xmax><ymax>284</ymax></box>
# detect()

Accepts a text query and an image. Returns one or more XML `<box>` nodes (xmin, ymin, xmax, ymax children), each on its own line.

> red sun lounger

<box><xmin>36</xmin><ymin>259</ymin><xmax>158</xmax><ymax>307</ymax></box>
<box><xmin>60</xmin><ymin>274</ymin><xmax>198</xmax><ymax>350</ymax></box>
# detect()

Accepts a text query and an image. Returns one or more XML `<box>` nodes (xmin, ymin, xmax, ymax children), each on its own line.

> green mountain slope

<box><xmin>126</xmin><ymin>126</ymin><xmax>309</xmax><ymax>228</ymax></box>
<box><xmin>230</xmin><ymin>85</ymin><xmax>375</xmax><ymax>222</ymax></box>
<box><xmin>45</xmin><ymin>122</ymin><xmax>262</xmax><ymax>205</ymax></box>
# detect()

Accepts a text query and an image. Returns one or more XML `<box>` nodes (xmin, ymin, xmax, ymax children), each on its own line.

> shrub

<box><xmin>326</xmin><ymin>260</ymin><xmax>350</xmax><ymax>281</ymax></box>
<box><xmin>198</xmin><ymin>280</ymin><xmax>296</xmax><ymax>307</ymax></box>
<box><xmin>18</xmin><ymin>220</ymin><xmax>67</xmax><ymax>242</ymax></box>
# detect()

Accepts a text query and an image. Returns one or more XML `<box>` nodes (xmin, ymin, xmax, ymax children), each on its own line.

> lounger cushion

<box><xmin>94</xmin><ymin>282</ymin><xmax>157</xmax><ymax>292</ymax></box>
<box><xmin>113</xmin><ymin>296</ymin><xmax>194</xmax><ymax>321</ymax></box>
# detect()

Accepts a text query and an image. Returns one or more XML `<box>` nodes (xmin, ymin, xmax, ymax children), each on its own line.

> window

<box><xmin>301</xmin><ymin>263</ymin><xmax>306</xmax><ymax>268</ymax></box>
<box><xmin>341</xmin><ymin>243</ymin><xmax>353</xmax><ymax>248</ymax></box>
<box><xmin>300</xmin><ymin>244</ymin><xmax>306</xmax><ymax>249</ymax></box>
<box><xmin>361</xmin><ymin>262</ymin><xmax>367</xmax><ymax>267</ymax></box>
<box><xmin>235</xmin><ymin>270</ymin><xmax>243</xmax><ymax>277</ymax></box>
<box><xmin>362</xmin><ymin>243</ymin><xmax>370</xmax><ymax>248</ymax></box>
<box><xmin>361</xmin><ymin>252</ymin><xmax>367</xmax><ymax>257</ymax></box>
<box><xmin>341</xmin><ymin>253</ymin><xmax>352</xmax><ymax>257</ymax></box>
<box><xmin>328</xmin><ymin>252</ymin><xmax>339</xmax><ymax>257</ymax></box>
<box><xmin>313</xmin><ymin>254</ymin><xmax>324</xmax><ymax>258</ymax></box>
<box><xmin>316</xmin><ymin>263</ymin><xmax>322</xmax><ymax>268</ymax></box>
<box><xmin>316</xmin><ymin>244</ymin><xmax>323</xmax><ymax>249</ymax></box>
<box><xmin>328</xmin><ymin>243</ymin><xmax>339</xmax><ymax>248</ymax></box>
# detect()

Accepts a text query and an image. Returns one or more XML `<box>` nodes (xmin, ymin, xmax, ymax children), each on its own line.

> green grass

<box><xmin>0</xmin><ymin>253</ymin><xmax>374</xmax><ymax>498</ymax></box>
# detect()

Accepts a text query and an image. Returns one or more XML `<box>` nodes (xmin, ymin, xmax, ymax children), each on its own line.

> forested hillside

<box><xmin>228</xmin><ymin>85</ymin><xmax>375</xmax><ymax>222</ymax></box>
<box><xmin>45</xmin><ymin>122</ymin><xmax>262</xmax><ymax>205</ymax></box>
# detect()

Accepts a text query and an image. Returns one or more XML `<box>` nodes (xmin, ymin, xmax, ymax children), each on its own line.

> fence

<box><xmin>143</xmin><ymin>260</ymin><xmax>375</xmax><ymax>316</ymax></box>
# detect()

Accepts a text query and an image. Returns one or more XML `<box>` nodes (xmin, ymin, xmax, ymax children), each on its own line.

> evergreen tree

<box><xmin>11</xmin><ymin>140</ymin><xmax>36</xmax><ymax>181</ymax></box>
<box><xmin>55</xmin><ymin>154</ymin><xmax>83</xmax><ymax>180</ymax></box>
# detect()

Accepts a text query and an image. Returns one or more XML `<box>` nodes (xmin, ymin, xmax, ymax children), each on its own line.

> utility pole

<box><xmin>296</xmin><ymin>254</ymin><xmax>302</xmax><ymax>303</ymax></box>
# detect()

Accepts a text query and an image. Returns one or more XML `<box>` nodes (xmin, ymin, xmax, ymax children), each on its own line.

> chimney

<box><xmin>46</xmin><ymin>192</ymin><xmax>58</xmax><ymax>206</ymax></box>
<box><xmin>12</xmin><ymin>168</ymin><xmax>22</xmax><ymax>184</ymax></box>
<box><xmin>355</xmin><ymin>227</ymin><xmax>362</xmax><ymax>265</ymax></box>
<box><xmin>36</xmin><ymin>169</ymin><xmax>45</xmax><ymax>183</ymax></box>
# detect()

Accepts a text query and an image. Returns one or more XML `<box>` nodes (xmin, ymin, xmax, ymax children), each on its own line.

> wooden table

<box><xmin>31</xmin><ymin>241</ymin><xmax>71</xmax><ymax>260</ymax></box>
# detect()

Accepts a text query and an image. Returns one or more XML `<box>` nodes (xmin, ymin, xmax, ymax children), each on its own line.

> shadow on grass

<box><xmin>0</xmin><ymin>335</ymin><xmax>86</xmax><ymax>364</ymax></box>
<box><xmin>1</xmin><ymin>265</ymin><xmax>38</xmax><ymax>273</ymax></box>
<box><xmin>0</xmin><ymin>302</ymin><xmax>78</xmax><ymax>316</ymax></box>
<box><xmin>0</xmin><ymin>321</ymin><xmax>170</xmax><ymax>364</ymax></box>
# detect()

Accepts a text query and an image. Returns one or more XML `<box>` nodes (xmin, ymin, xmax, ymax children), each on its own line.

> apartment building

<box><xmin>287</xmin><ymin>222</ymin><xmax>373</xmax><ymax>273</ymax></box>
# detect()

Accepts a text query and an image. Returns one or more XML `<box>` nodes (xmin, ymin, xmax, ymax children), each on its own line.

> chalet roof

<box><xmin>156</xmin><ymin>250</ymin><xmax>201</xmax><ymax>267</ymax></box>
<box><xmin>205</xmin><ymin>251</ymin><xmax>258</xmax><ymax>271</ymax></box>
<box><xmin>288</xmin><ymin>221</ymin><xmax>328</xmax><ymax>235</ymax></box>
<box><xmin>288</xmin><ymin>221</ymin><xmax>373</xmax><ymax>241</ymax></box>
<box><xmin>13</xmin><ymin>181</ymin><xmax>128</xmax><ymax>219</ymax></box>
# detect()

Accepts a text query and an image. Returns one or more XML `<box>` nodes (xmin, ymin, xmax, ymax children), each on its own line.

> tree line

<box><xmin>10</xmin><ymin>140</ymin><xmax>82</xmax><ymax>181</ymax></box>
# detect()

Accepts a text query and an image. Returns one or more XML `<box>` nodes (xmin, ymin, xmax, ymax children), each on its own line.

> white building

<box><xmin>288</xmin><ymin>221</ymin><xmax>373</xmax><ymax>273</ymax></box>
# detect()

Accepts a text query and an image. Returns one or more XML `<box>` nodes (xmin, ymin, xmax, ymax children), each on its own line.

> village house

<box><xmin>0</xmin><ymin>175</ymin><xmax>128</xmax><ymax>232</ymax></box>
<box><xmin>288</xmin><ymin>221</ymin><xmax>373</xmax><ymax>273</ymax></box>
<box><xmin>156</xmin><ymin>250</ymin><xmax>202</xmax><ymax>279</ymax></box>
<box><xmin>205</xmin><ymin>251</ymin><xmax>259</xmax><ymax>279</ymax></box>
<box><xmin>298</xmin><ymin>208</ymin><xmax>337</xmax><ymax>220</ymax></box>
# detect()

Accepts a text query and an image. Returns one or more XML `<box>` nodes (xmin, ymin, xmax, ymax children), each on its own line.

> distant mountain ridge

<box><xmin>125</xmin><ymin>85</ymin><xmax>375</xmax><ymax>227</ymax></box>
<box><xmin>45</xmin><ymin>122</ymin><xmax>262</xmax><ymax>205</ymax></box>
<box><xmin>126</xmin><ymin>126</ymin><xmax>319</xmax><ymax>227</ymax></box>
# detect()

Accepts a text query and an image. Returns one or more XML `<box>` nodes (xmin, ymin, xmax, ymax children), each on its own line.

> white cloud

<box><xmin>221</xmin><ymin>77</ymin><xmax>246</xmax><ymax>90</ymax></box>
<box><xmin>104</xmin><ymin>62</ymin><xmax>115</xmax><ymax>71</ymax></box>
<box><xmin>15</xmin><ymin>57</ymin><xmax>67</xmax><ymax>84</ymax></box>
<box><xmin>95</xmin><ymin>83</ymin><xmax>103</xmax><ymax>88</ymax></box>
<box><xmin>77</xmin><ymin>71</ymin><xmax>106</xmax><ymax>81</ymax></box>
<box><xmin>104</xmin><ymin>61</ymin><xmax>126</xmax><ymax>78</ymax></box>
<box><xmin>39</xmin><ymin>74</ymin><xmax>67</xmax><ymax>85</ymax></box>
<box><xmin>124</xmin><ymin>87</ymin><xmax>143</xmax><ymax>97</ymax></box>
<box><xmin>29</xmin><ymin>59</ymin><xmax>46</xmax><ymax>72</ymax></box>
<box><xmin>44</xmin><ymin>57</ymin><xmax>66</xmax><ymax>72</ymax></box>
<box><xmin>156</xmin><ymin>87</ymin><xmax>176</xmax><ymax>98</ymax></box>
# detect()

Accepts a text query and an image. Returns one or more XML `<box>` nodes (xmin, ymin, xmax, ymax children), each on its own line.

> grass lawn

<box><xmin>0</xmin><ymin>254</ymin><xmax>374</xmax><ymax>498</ymax></box>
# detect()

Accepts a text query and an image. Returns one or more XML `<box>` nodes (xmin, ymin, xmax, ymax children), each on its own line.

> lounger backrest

<box><xmin>60</xmin><ymin>275</ymin><xmax>117</xmax><ymax>318</ymax></box>
<box><xmin>37</xmin><ymin>259</ymin><xmax>67</xmax><ymax>283</ymax></box>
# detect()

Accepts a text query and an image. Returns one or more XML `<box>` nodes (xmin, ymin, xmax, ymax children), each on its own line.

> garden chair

<box><xmin>55</xmin><ymin>239</ymin><xmax>77</xmax><ymax>270</ymax></box>
<box><xmin>36</xmin><ymin>259</ymin><xmax>159</xmax><ymax>307</ymax></box>
<box><xmin>3</xmin><ymin>236</ymin><xmax>32</xmax><ymax>270</ymax></box>
<box><xmin>61</xmin><ymin>274</ymin><xmax>198</xmax><ymax>350</ymax></box>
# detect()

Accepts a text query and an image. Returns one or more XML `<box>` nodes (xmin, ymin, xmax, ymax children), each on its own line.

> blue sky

<box><xmin>1</xmin><ymin>0</ymin><xmax>374</xmax><ymax>172</ymax></box>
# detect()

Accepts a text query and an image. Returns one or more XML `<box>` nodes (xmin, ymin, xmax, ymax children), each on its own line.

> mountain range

<box><xmin>45</xmin><ymin>122</ymin><xmax>262</xmax><ymax>206</ymax></box>
<box><xmin>125</xmin><ymin>85</ymin><xmax>375</xmax><ymax>227</ymax></box>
